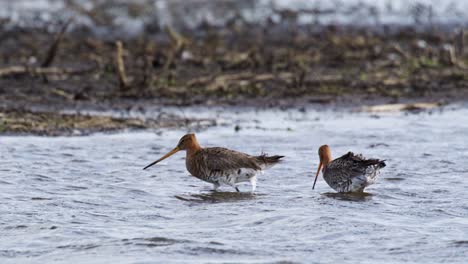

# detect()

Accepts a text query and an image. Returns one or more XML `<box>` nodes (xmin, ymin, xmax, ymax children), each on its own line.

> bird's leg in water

<box><xmin>226</xmin><ymin>182</ymin><xmax>240</xmax><ymax>192</ymax></box>
<box><xmin>250</xmin><ymin>176</ymin><xmax>257</xmax><ymax>192</ymax></box>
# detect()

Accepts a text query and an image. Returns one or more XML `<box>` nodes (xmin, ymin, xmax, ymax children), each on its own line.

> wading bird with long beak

<box><xmin>313</xmin><ymin>145</ymin><xmax>386</xmax><ymax>193</ymax></box>
<box><xmin>143</xmin><ymin>134</ymin><xmax>284</xmax><ymax>192</ymax></box>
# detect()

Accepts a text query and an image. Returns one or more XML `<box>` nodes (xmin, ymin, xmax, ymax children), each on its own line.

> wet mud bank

<box><xmin>1</xmin><ymin>19</ymin><xmax>468</xmax><ymax>135</ymax></box>
<box><xmin>0</xmin><ymin>109</ymin><xmax>214</xmax><ymax>136</ymax></box>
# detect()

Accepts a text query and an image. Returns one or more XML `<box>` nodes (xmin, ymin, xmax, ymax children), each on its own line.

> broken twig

<box><xmin>0</xmin><ymin>66</ymin><xmax>92</xmax><ymax>78</ymax></box>
<box><xmin>41</xmin><ymin>18</ymin><xmax>73</xmax><ymax>67</ymax></box>
<box><xmin>115</xmin><ymin>41</ymin><xmax>130</xmax><ymax>90</ymax></box>
<box><xmin>360</xmin><ymin>102</ymin><xmax>443</xmax><ymax>112</ymax></box>
<box><xmin>163</xmin><ymin>26</ymin><xmax>187</xmax><ymax>71</ymax></box>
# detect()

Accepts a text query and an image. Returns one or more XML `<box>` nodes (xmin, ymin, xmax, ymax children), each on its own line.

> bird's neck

<box><xmin>186</xmin><ymin>142</ymin><xmax>202</xmax><ymax>157</ymax></box>
<box><xmin>322</xmin><ymin>156</ymin><xmax>332</xmax><ymax>168</ymax></box>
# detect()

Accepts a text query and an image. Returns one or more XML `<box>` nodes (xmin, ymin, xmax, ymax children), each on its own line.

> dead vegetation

<box><xmin>0</xmin><ymin>109</ymin><xmax>211</xmax><ymax>136</ymax></box>
<box><xmin>1</xmin><ymin>1</ymin><xmax>468</xmax><ymax>134</ymax></box>
<box><xmin>1</xmin><ymin>22</ymin><xmax>467</xmax><ymax>109</ymax></box>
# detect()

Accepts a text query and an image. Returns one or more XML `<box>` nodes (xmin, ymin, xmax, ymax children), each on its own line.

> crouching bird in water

<box><xmin>313</xmin><ymin>145</ymin><xmax>386</xmax><ymax>193</ymax></box>
<box><xmin>143</xmin><ymin>134</ymin><xmax>284</xmax><ymax>192</ymax></box>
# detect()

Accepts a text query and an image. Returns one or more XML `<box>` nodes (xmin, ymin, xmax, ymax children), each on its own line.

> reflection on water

<box><xmin>175</xmin><ymin>191</ymin><xmax>258</xmax><ymax>203</ymax></box>
<box><xmin>1</xmin><ymin>105</ymin><xmax>468</xmax><ymax>263</ymax></box>
<box><xmin>322</xmin><ymin>192</ymin><xmax>373</xmax><ymax>202</ymax></box>
<box><xmin>124</xmin><ymin>237</ymin><xmax>191</xmax><ymax>248</ymax></box>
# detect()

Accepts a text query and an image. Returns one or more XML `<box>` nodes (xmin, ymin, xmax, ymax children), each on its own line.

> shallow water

<box><xmin>1</xmin><ymin>105</ymin><xmax>468</xmax><ymax>263</ymax></box>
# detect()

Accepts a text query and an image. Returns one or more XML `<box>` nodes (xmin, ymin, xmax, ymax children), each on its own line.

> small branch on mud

<box><xmin>0</xmin><ymin>66</ymin><xmax>92</xmax><ymax>78</ymax></box>
<box><xmin>115</xmin><ymin>41</ymin><xmax>130</xmax><ymax>91</ymax></box>
<box><xmin>294</xmin><ymin>65</ymin><xmax>307</xmax><ymax>88</ymax></box>
<box><xmin>166</xmin><ymin>25</ymin><xmax>187</xmax><ymax>50</ymax></box>
<box><xmin>187</xmin><ymin>72</ymin><xmax>294</xmax><ymax>91</ymax></box>
<box><xmin>442</xmin><ymin>45</ymin><xmax>457</xmax><ymax>66</ymax></box>
<box><xmin>41</xmin><ymin>18</ymin><xmax>73</xmax><ymax>67</ymax></box>
<box><xmin>455</xmin><ymin>29</ymin><xmax>465</xmax><ymax>58</ymax></box>
<box><xmin>390</xmin><ymin>44</ymin><xmax>409</xmax><ymax>60</ymax></box>
<box><xmin>163</xmin><ymin>26</ymin><xmax>187</xmax><ymax>71</ymax></box>
<box><xmin>141</xmin><ymin>42</ymin><xmax>155</xmax><ymax>86</ymax></box>
<box><xmin>360</xmin><ymin>102</ymin><xmax>444</xmax><ymax>112</ymax></box>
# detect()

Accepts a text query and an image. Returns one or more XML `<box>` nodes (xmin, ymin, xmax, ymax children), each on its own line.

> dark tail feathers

<box><xmin>361</xmin><ymin>159</ymin><xmax>387</xmax><ymax>169</ymax></box>
<box><xmin>365</xmin><ymin>159</ymin><xmax>386</xmax><ymax>168</ymax></box>
<box><xmin>378</xmin><ymin>160</ymin><xmax>386</xmax><ymax>168</ymax></box>
<box><xmin>255</xmin><ymin>154</ymin><xmax>284</xmax><ymax>166</ymax></box>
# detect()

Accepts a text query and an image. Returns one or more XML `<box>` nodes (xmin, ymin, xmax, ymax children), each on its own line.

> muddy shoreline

<box><xmin>0</xmin><ymin>108</ymin><xmax>220</xmax><ymax>136</ymax></box>
<box><xmin>1</xmin><ymin>23</ymin><xmax>467</xmax><ymax>135</ymax></box>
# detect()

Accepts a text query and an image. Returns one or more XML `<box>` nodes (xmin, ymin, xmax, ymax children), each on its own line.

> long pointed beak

<box><xmin>143</xmin><ymin>147</ymin><xmax>180</xmax><ymax>170</ymax></box>
<box><xmin>312</xmin><ymin>161</ymin><xmax>322</xmax><ymax>190</ymax></box>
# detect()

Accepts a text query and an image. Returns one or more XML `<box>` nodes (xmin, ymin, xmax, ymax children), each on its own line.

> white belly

<box><xmin>217</xmin><ymin>168</ymin><xmax>259</xmax><ymax>185</ymax></box>
<box><xmin>345</xmin><ymin>169</ymin><xmax>380</xmax><ymax>192</ymax></box>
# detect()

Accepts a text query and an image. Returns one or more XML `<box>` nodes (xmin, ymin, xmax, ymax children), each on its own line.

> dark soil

<box><xmin>1</xmin><ymin>22</ymin><xmax>467</xmax><ymax>135</ymax></box>
<box><xmin>0</xmin><ymin>109</ymin><xmax>214</xmax><ymax>136</ymax></box>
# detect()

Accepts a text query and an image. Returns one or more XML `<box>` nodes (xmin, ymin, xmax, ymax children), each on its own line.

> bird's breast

<box><xmin>185</xmin><ymin>156</ymin><xmax>202</xmax><ymax>177</ymax></box>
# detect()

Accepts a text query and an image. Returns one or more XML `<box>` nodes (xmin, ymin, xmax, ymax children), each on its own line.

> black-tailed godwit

<box><xmin>144</xmin><ymin>134</ymin><xmax>284</xmax><ymax>192</ymax></box>
<box><xmin>313</xmin><ymin>145</ymin><xmax>386</xmax><ymax>192</ymax></box>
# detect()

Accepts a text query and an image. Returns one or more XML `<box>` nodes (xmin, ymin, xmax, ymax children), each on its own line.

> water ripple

<box><xmin>1</xmin><ymin>106</ymin><xmax>468</xmax><ymax>263</ymax></box>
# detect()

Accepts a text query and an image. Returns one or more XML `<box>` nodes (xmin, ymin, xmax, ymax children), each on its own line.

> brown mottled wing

<box><xmin>198</xmin><ymin>147</ymin><xmax>262</xmax><ymax>171</ymax></box>
<box><xmin>325</xmin><ymin>152</ymin><xmax>382</xmax><ymax>185</ymax></box>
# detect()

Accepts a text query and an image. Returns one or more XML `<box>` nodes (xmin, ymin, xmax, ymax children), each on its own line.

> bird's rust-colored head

<box><xmin>143</xmin><ymin>133</ymin><xmax>201</xmax><ymax>170</ymax></box>
<box><xmin>176</xmin><ymin>133</ymin><xmax>200</xmax><ymax>151</ymax></box>
<box><xmin>313</xmin><ymin>145</ymin><xmax>332</xmax><ymax>189</ymax></box>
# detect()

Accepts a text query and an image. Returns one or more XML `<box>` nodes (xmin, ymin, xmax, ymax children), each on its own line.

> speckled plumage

<box><xmin>323</xmin><ymin>152</ymin><xmax>386</xmax><ymax>192</ymax></box>
<box><xmin>187</xmin><ymin>147</ymin><xmax>283</xmax><ymax>191</ymax></box>
<box><xmin>314</xmin><ymin>145</ymin><xmax>386</xmax><ymax>193</ymax></box>
<box><xmin>144</xmin><ymin>134</ymin><xmax>283</xmax><ymax>192</ymax></box>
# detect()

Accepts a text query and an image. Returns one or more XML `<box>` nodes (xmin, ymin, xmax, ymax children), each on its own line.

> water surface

<box><xmin>1</xmin><ymin>105</ymin><xmax>468</xmax><ymax>263</ymax></box>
